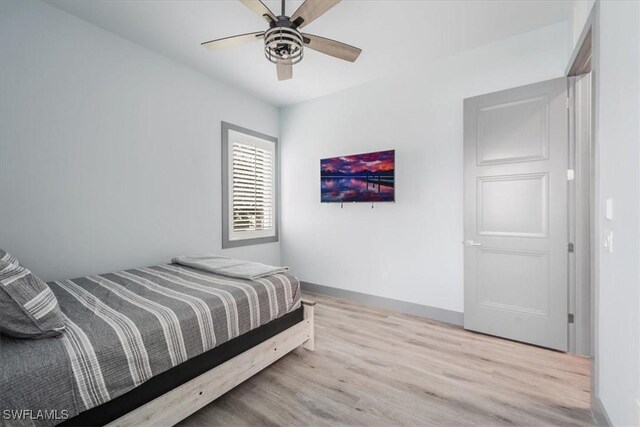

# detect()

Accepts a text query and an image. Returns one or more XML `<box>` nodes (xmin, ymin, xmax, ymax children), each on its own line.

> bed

<box><xmin>1</xmin><ymin>262</ymin><xmax>314</xmax><ymax>426</ymax></box>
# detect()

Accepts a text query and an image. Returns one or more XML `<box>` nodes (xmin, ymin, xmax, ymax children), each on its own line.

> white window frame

<box><xmin>222</xmin><ymin>122</ymin><xmax>278</xmax><ymax>248</ymax></box>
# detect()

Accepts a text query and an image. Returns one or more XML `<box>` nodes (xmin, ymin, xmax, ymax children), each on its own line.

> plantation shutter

<box><xmin>223</xmin><ymin>124</ymin><xmax>277</xmax><ymax>247</ymax></box>
<box><xmin>226</xmin><ymin>127</ymin><xmax>277</xmax><ymax>243</ymax></box>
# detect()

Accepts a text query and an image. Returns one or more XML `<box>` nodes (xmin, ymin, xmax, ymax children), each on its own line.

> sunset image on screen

<box><xmin>320</xmin><ymin>150</ymin><xmax>394</xmax><ymax>202</ymax></box>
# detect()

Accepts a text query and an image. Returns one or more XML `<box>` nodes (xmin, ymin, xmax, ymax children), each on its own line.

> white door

<box><xmin>463</xmin><ymin>77</ymin><xmax>569</xmax><ymax>351</ymax></box>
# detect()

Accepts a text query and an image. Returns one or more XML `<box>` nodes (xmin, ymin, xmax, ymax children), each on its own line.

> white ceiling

<box><xmin>46</xmin><ymin>0</ymin><xmax>571</xmax><ymax>107</ymax></box>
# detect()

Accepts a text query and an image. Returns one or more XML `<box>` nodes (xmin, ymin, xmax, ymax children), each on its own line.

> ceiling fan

<box><xmin>201</xmin><ymin>0</ymin><xmax>362</xmax><ymax>81</ymax></box>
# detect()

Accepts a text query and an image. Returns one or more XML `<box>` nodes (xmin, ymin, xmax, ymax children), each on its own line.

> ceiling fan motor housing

<box><xmin>264</xmin><ymin>20</ymin><xmax>304</xmax><ymax>65</ymax></box>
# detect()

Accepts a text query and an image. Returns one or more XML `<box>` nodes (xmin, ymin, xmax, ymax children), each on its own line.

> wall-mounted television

<box><xmin>321</xmin><ymin>149</ymin><xmax>395</xmax><ymax>203</ymax></box>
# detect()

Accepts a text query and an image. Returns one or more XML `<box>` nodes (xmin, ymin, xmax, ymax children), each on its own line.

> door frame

<box><xmin>565</xmin><ymin>2</ymin><xmax>608</xmax><ymax>425</ymax></box>
<box><xmin>568</xmin><ymin>73</ymin><xmax>592</xmax><ymax>357</ymax></box>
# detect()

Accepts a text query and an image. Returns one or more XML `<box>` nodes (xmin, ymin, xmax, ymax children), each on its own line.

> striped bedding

<box><xmin>0</xmin><ymin>264</ymin><xmax>301</xmax><ymax>426</ymax></box>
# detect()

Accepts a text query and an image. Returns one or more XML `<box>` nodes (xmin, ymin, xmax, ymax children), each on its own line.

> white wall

<box><xmin>593</xmin><ymin>1</ymin><xmax>640</xmax><ymax>424</ymax></box>
<box><xmin>280</xmin><ymin>23</ymin><xmax>568</xmax><ymax>313</ymax></box>
<box><xmin>0</xmin><ymin>0</ymin><xmax>280</xmax><ymax>282</ymax></box>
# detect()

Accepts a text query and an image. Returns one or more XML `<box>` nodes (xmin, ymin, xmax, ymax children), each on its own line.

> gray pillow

<box><xmin>0</xmin><ymin>249</ymin><xmax>19</xmax><ymax>265</ymax></box>
<box><xmin>0</xmin><ymin>260</ymin><xmax>66</xmax><ymax>338</ymax></box>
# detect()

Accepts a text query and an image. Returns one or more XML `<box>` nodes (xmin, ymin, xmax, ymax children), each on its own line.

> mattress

<box><xmin>0</xmin><ymin>264</ymin><xmax>301</xmax><ymax>426</ymax></box>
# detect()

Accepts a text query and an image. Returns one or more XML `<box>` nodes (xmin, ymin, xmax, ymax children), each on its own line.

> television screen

<box><xmin>321</xmin><ymin>150</ymin><xmax>395</xmax><ymax>203</ymax></box>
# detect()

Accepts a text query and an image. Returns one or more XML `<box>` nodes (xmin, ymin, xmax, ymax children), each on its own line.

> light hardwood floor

<box><xmin>179</xmin><ymin>292</ymin><xmax>594</xmax><ymax>426</ymax></box>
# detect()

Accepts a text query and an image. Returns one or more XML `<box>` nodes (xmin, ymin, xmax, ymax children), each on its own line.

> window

<box><xmin>222</xmin><ymin>122</ymin><xmax>278</xmax><ymax>248</ymax></box>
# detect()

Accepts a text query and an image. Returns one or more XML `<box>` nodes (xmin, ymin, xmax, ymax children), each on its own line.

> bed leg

<box><xmin>301</xmin><ymin>299</ymin><xmax>315</xmax><ymax>351</ymax></box>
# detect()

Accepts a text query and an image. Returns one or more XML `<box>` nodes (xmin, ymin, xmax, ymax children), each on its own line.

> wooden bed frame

<box><xmin>106</xmin><ymin>299</ymin><xmax>315</xmax><ymax>427</ymax></box>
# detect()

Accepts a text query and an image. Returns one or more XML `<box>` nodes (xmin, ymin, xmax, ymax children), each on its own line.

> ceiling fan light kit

<box><xmin>264</xmin><ymin>27</ymin><xmax>304</xmax><ymax>65</ymax></box>
<box><xmin>201</xmin><ymin>0</ymin><xmax>362</xmax><ymax>81</ymax></box>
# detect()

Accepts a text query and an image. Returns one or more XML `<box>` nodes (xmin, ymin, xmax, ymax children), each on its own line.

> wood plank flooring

<box><xmin>179</xmin><ymin>292</ymin><xmax>594</xmax><ymax>426</ymax></box>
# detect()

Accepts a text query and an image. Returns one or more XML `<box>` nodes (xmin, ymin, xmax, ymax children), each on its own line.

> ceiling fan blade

<box><xmin>276</xmin><ymin>61</ymin><xmax>293</xmax><ymax>81</ymax></box>
<box><xmin>238</xmin><ymin>0</ymin><xmax>277</xmax><ymax>23</ymax></box>
<box><xmin>201</xmin><ymin>31</ymin><xmax>264</xmax><ymax>50</ymax></box>
<box><xmin>303</xmin><ymin>33</ymin><xmax>362</xmax><ymax>62</ymax></box>
<box><xmin>290</xmin><ymin>0</ymin><xmax>340</xmax><ymax>29</ymax></box>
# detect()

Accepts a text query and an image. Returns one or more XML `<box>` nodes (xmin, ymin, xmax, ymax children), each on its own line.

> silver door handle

<box><xmin>464</xmin><ymin>240</ymin><xmax>482</xmax><ymax>247</ymax></box>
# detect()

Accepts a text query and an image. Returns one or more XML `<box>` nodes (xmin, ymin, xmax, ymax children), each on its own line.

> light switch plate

<box><xmin>605</xmin><ymin>198</ymin><xmax>613</xmax><ymax>220</ymax></box>
<box><xmin>603</xmin><ymin>231</ymin><xmax>613</xmax><ymax>253</ymax></box>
